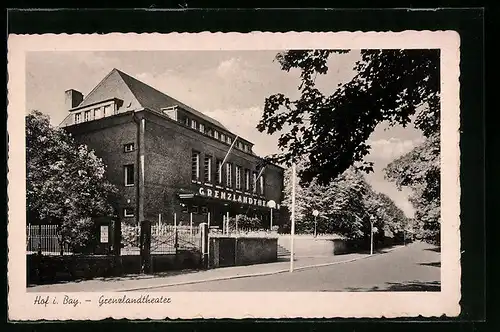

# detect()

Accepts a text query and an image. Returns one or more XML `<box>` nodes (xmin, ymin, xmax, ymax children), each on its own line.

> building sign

<box><xmin>196</xmin><ymin>186</ymin><xmax>280</xmax><ymax>209</ymax></box>
<box><xmin>100</xmin><ymin>225</ymin><xmax>109</xmax><ymax>243</ymax></box>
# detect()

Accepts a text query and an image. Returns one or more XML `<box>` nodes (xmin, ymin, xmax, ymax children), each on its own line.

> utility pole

<box><xmin>290</xmin><ymin>163</ymin><xmax>296</xmax><ymax>272</ymax></box>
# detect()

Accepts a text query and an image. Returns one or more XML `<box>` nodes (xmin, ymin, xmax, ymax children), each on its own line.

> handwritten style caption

<box><xmin>33</xmin><ymin>295</ymin><xmax>172</xmax><ymax>308</ymax></box>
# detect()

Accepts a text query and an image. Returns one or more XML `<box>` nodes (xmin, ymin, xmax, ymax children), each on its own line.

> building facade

<box><xmin>60</xmin><ymin>69</ymin><xmax>285</xmax><ymax>230</ymax></box>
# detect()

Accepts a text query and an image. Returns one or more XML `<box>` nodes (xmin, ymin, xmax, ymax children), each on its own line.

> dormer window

<box><xmin>103</xmin><ymin>105</ymin><xmax>112</xmax><ymax>116</ymax></box>
<box><xmin>162</xmin><ymin>105</ymin><xmax>178</xmax><ymax>121</ymax></box>
<box><xmin>191</xmin><ymin>119</ymin><xmax>198</xmax><ymax>130</ymax></box>
<box><xmin>84</xmin><ymin>110</ymin><xmax>91</xmax><ymax>122</ymax></box>
<box><xmin>227</xmin><ymin>136</ymin><xmax>232</xmax><ymax>144</ymax></box>
<box><xmin>199</xmin><ymin>123</ymin><xmax>205</xmax><ymax>133</ymax></box>
<box><xmin>220</xmin><ymin>133</ymin><xmax>226</xmax><ymax>142</ymax></box>
<box><xmin>94</xmin><ymin>107</ymin><xmax>102</xmax><ymax>119</ymax></box>
<box><xmin>214</xmin><ymin>131</ymin><xmax>219</xmax><ymax>140</ymax></box>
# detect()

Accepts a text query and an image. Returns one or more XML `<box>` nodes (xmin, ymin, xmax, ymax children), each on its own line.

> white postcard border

<box><xmin>7</xmin><ymin>31</ymin><xmax>461</xmax><ymax>320</ymax></box>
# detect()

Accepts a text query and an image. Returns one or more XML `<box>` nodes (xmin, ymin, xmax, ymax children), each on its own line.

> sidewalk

<box><xmin>28</xmin><ymin>246</ymin><xmax>403</xmax><ymax>292</ymax></box>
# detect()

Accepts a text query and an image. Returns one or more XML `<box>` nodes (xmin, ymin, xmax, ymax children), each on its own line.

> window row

<box><xmin>124</xmin><ymin>158</ymin><xmax>265</xmax><ymax>194</ymax></box>
<box><xmin>74</xmin><ymin>104</ymin><xmax>116</xmax><ymax>124</ymax></box>
<box><xmin>191</xmin><ymin>151</ymin><xmax>265</xmax><ymax>194</ymax></box>
<box><xmin>183</xmin><ymin>117</ymin><xmax>251</xmax><ymax>153</ymax></box>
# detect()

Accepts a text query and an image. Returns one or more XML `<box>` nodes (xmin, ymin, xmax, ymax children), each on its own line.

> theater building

<box><xmin>60</xmin><ymin>68</ymin><xmax>285</xmax><ymax>230</ymax></box>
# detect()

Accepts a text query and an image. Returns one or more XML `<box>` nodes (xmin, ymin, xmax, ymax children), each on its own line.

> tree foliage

<box><xmin>26</xmin><ymin>110</ymin><xmax>118</xmax><ymax>251</ymax></box>
<box><xmin>281</xmin><ymin>161</ymin><xmax>408</xmax><ymax>241</ymax></box>
<box><xmin>384</xmin><ymin>133</ymin><xmax>440</xmax><ymax>244</ymax></box>
<box><xmin>257</xmin><ymin>49</ymin><xmax>440</xmax><ymax>186</ymax></box>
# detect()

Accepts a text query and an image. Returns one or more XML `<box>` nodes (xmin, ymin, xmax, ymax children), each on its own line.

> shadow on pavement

<box><xmin>27</xmin><ymin>269</ymin><xmax>202</xmax><ymax>287</ymax></box>
<box><xmin>424</xmin><ymin>247</ymin><xmax>441</xmax><ymax>253</ymax></box>
<box><xmin>354</xmin><ymin>245</ymin><xmax>400</xmax><ymax>255</ymax></box>
<box><xmin>384</xmin><ymin>280</ymin><xmax>441</xmax><ymax>291</ymax></box>
<box><xmin>419</xmin><ymin>261</ymin><xmax>441</xmax><ymax>268</ymax></box>
<box><xmin>345</xmin><ymin>280</ymin><xmax>440</xmax><ymax>292</ymax></box>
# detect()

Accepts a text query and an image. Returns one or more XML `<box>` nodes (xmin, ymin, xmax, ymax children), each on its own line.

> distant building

<box><xmin>60</xmin><ymin>68</ymin><xmax>285</xmax><ymax>229</ymax></box>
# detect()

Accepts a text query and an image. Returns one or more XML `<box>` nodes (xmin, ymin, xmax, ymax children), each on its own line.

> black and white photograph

<box><xmin>7</xmin><ymin>32</ymin><xmax>461</xmax><ymax>320</ymax></box>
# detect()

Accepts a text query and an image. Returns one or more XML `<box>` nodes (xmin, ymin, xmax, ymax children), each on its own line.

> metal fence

<box><xmin>26</xmin><ymin>224</ymin><xmax>72</xmax><ymax>255</ymax></box>
<box><xmin>27</xmin><ymin>223</ymin><xmax>202</xmax><ymax>256</ymax></box>
<box><xmin>121</xmin><ymin>224</ymin><xmax>202</xmax><ymax>255</ymax></box>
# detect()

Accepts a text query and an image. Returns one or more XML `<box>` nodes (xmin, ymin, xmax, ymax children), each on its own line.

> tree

<box><xmin>257</xmin><ymin>49</ymin><xmax>440</xmax><ymax>186</ymax></box>
<box><xmin>26</xmin><ymin>110</ymin><xmax>118</xmax><ymax>252</ymax></box>
<box><xmin>371</xmin><ymin>192</ymin><xmax>412</xmax><ymax>243</ymax></box>
<box><xmin>282</xmin><ymin>161</ymin><xmax>384</xmax><ymax>240</ymax></box>
<box><xmin>384</xmin><ymin>133</ymin><xmax>440</xmax><ymax>244</ymax></box>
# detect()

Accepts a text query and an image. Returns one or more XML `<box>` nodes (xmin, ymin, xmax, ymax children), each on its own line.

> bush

<box><xmin>227</xmin><ymin>215</ymin><xmax>264</xmax><ymax>232</ymax></box>
<box><xmin>121</xmin><ymin>223</ymin><xmax>140</xmax><ymax>248</ymax></box>
<box><xmin>60</xmin><ymin>218</ymin><xmax>96</xmax><ymax>253</ymax></box>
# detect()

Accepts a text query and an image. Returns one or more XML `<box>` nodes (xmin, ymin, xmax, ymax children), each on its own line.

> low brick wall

<box><xmin>278</xmin><ymin>236</ymin><xmax>349</xmax><ymax>257</ymax></box>
<box><xmin>209</xmin><ymin>237</ymin><xmax>278</xmax><ymax>268</ymax></box>
<box><xmin>27</xmin><ymin>250</ymin><xmax>201</xmax><ymax>285</ymax></box>
<box><xmin>235</xmin><ymin>237</ymin><xmax>278</xmax><ymax>266</ymax></box>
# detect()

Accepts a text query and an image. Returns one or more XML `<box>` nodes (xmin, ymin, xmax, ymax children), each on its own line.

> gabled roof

<box><xmin>75</xmin><ymin>68</ymin><xmax>228</xmax><ymax>130</ymax></box>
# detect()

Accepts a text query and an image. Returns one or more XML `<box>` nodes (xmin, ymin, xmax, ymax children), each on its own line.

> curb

<box><xmin>116</xmin><ymin>245</ymin><xmax>405</xmax><ymax>292</ymax></box>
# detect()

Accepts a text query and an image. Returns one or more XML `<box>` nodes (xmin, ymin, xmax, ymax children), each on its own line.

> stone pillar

<box><xmin>200</xmin><ymin>223</ymin><xmax>209</xmax><ymax>269</ymax></box>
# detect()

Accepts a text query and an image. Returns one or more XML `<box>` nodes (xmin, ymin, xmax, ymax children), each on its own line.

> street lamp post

<box><xmin>267</xmin><ymin>200</ymin><xmax>276</xmax><ymax>231</ymax></box>
<box><xmin>312</xmin><ymin>209</ymin><xmax>319</xmax><ymax>238</ymax></box>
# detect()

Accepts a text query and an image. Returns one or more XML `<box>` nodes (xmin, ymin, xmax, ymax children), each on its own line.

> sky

<box><xmin>25</xmin><ymin>50</ymin><xmax>423</xmax><ymax>217</ymax></box>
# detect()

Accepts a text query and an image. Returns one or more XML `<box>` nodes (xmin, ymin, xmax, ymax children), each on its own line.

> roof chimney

<box><xmin>65</xmin><ymin>89</ymin><xmax>84</xmax><ymax>110</ymax></box>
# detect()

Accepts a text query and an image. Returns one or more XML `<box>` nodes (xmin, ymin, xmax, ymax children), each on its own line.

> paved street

<box><xmin>148</xmin><ymin>241</ymin><xmax>440</xmax><ymax>292</ymax></box>
<box><xmin>28</xmin><ymin>241</ymin><xmax>439</xmax><ymax>293</ymax></box>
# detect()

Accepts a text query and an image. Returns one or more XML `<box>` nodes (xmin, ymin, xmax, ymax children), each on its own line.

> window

<box><xmin>192</xmin><ymin>151</ymin><xmax>200</xmax><ymax>180</ymax></box>
<box><xmin>124</xmin><ymin>208</ymin><xmax>134</xmax><ymax>217</ymax></box>
<box><xmin>235</xmin><ymin>165</ymin><xmax>242</xmax><ymax>190</ymax></box>
<box><xmin>199</xmin><ymin>123</ymin><xmax>205</xmax><ymax>133</ymax></box>
<box><xmin>191</xmin><ymin>119</ymin><xmax>198</xmax><ymax>130</ymax></box>
<box><xmin>124</xmin><ymin>164</ymin><xmax>134</xmax><ymax>186</ymax></box>
<box><xmin>124</xmin><ymin>143</ymin><xmax>135</xmax><ymax>153</ymax></box>
<box><xmin>220</xmin><ymin>133</ymin><xmax>226</xmax><ymax>142</ymax></box>
<box><xmin>206</xmin><ymin>128</ymin><xmax>213</xmax><ymax>137</ymax></box>
<box><xmin>226</xmin><ymin>163</ymin><xmax>232</xmax><ymax>187</ymax></box>
<box><xmin>245</xmin><ymin>169</ymin><xmax>251</xmax><ymax>191</ymax></box>
<box><xmin>75</xmin><ymin>113</ymin><xmax>82</xmax><ymax>124</ymax></box>
<box><xmin>84</xmin><ymin>110</ymin><xmax>91</xmax><ymax>122</ymax></box>
<box><xmin>204</xmin><ymin>155</ymin><xmax>212</xmax><ymax>183</ymax></box>
<box><xmin>103</xmin><ymin>105</ymin><xmax>112</xmax><ymax>117</ymax></box>
<box><xmin>259</xmin><ymin>175</ymin><xmax>265</xmax><ymax>195</ymax></box>
<box><xmin>94</xmin><ymin>107</ymin><xmax>102</xmax><ymax>119</ymax></box>
<box><xmin>185</xmin><ymin>117</ymin><xmax>190</xmax><ymax>127</ymax></box>
<box><xmin>227</xmin><ymin>136</ymin><xmax>232</xmax><ymax>144</ymax></box>
<box><xmin>252</xmin><ymin>171</ymin><xmax>258</xmax><ymax>193</ymax></box>
<box><xmin>214</xmin><ymin>131</ymin><xmax>220</xmax><ymax>140</ymax></box>
<box><xmin>216</xmin><ymin>159</ymin><xmax>223</xmax><ymax>184</ymax></box>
